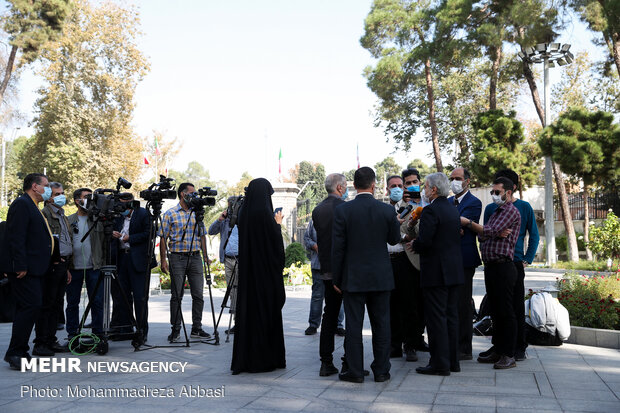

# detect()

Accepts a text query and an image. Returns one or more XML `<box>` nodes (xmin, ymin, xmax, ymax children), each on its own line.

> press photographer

<box><xmin>159</xmin><ymin>183</ymin><xmax>214</xmax><ymax>343</ymax></box>
<box><xmin>110</xmin><ymin>193</ymin><xmax>152</xmax><ymax>342</ymax></box>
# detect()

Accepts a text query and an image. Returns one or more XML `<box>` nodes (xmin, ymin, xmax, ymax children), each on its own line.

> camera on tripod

<box><xmin>226</xmin><ymin>195</ymin><xmax>244</xmax><ymax>228</ymax></box>
<box><xmin>186</xmin><ymin>187</ymin><xmax>217</xmax><ymax>209</ymax></box>
<box><xmin>85</xmin><ymin>177</ymin><xmax>136</xmax><ymax>221</ymax></box>
<box><xmin>140</xmin><ymin>175</ymin><xmax>177</xmax><ymax>203</ymax></box>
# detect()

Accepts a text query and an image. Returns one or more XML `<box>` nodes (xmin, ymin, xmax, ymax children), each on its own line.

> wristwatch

<box><xmin>466</xmin><ymin>219</ymin><xmax>473</xmax><ymax>229</ymax></box>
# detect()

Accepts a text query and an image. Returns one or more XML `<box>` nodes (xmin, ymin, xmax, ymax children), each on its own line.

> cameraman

<box><xmin>35</xmin><ymin>182</ymin><xmax>72</xmax><ymax>355</ymax></box>
<box><xmin>110</xmin><ymin>193</ymin><xmax>152</xmax><ymax>341</ymax></box>
<box><xmin>159</xmin><ymin>182</ymin><xmax>211</xmax><ymax>342</ymax></box>
<box><xmin>208</xmin><ymin>196</ymin><xmax>239</xmax><ymax>333</ymax></box>
<box><xmin>66</xmin><ymin>188</ymin><xmax>104</xmax><ymax>341</ymax></box>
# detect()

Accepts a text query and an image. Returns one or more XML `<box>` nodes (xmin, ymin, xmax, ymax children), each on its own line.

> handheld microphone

<box><xmin>399</xmin><ymin>204</ymin><xmax>413</xmax><ymax>219</ymax></box>
<box><xmin>410</xmin><ymin>206</ymin><xmax>424</xmax><ymax>220</ymax></box>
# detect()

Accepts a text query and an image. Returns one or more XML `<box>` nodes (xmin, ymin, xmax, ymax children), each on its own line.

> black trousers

<box><xmin>5</xmin><ymin>273</ymin><xmax>44</xmax><ymax>358</ymax></box>
<box><xmin>390</xmin><ymin>253</ymin><xmax>420</xmax><ymax>352</ymax></box>
<box><xmin>457</xmin><ymin>267</ymin><xmax>476</xmax><ymax>355</ymax></box>
<box><xmin>111</xmin><ymin>253</ymin><xmax>149</xmax><ymax>338</ymax></box>
<box><xmin>343</xmin><ymin>290</ymin><xmax>391</xmax><ymax>378</ymax></box>
<box><xmin>423</xmin><ymin>285</ymin><xmax>460</xmax><ymax>371</ymax></box>
<box><xmin>514</xmin><ymin>262</ymin><xmax>527</xmax><ymax>352</ymax></box>
<box><xmin>484</xmin><ymin>261</ymin><xmax>518</xmax><ymax>357</ymax></box>
<box><xmin>35</xmin><ymin>260</ymin><xmax>69</xmax><ymax>347</ymax></box>
<box><xmin>319</xmin><ymin>279</ymin><xmax>343</xmax><ymax>363</ymax></box>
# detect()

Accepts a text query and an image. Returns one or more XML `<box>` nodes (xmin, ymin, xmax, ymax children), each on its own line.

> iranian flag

<box><xmin>154</xmin><ymin>137</ymin><xmax>161</xmax><ymax>156</ymax></box>
<box><xmin>144</xmin><ymin>156</ymin><xmax>150</xmax><ymax>165</ymax></box>
<box><xmin>278</xmin><ymin>148</ymin><xmax>282</xmax><ymax>174</ymax></box>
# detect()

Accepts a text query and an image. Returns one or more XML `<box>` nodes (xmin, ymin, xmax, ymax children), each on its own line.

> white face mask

<box><xmin>421</xmin><ymin>189</ymin><xmax>430</xmax><ymax>204</ymax></box>
<box><xmin>451</xmin><ymin>180</ymin><xmax>463</xmax><ymax>195</ymax></box>
<box><xmin>492</xmin><ymin>194</ymin><xmax>506</xmax><ymax>206</ymax></box>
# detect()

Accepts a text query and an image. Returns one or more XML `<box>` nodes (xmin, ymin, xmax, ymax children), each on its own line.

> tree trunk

<box><xmin>0</xmin><ymin>45</ymin><xmax>18</xmax><ymax>104</ymax></box>
<box><xmin>424</xmin><ymin>57</ymin><xmax>443</xmax><ymax>172</ymax></box>
<box><xmin>612</xmin><ymin>32</ymin><xmax>620</xmax><ymax>79</ymax></box>
<box><xmin>521</xmin><ymin>59</ymin><xmax>579</xmax><ymax>262</ymax></box>
<box><xmin>489</xmin><ymin>44</ymin><xmax>502</xmax><ymax>110</ymax></box>
<box><xmin>583</xmin><ymin>185</ymin><xmax>593</xmax><ymax>260</ymax></box>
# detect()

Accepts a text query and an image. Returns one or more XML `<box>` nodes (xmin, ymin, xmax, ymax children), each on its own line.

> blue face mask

<box><xmin>53</xmin><ymin>194</ymin><xmax>66</xmax><ymax>207</ymax></box>
<box><xmin>341</xmin><ymin>188</ymin><xmax>349</xmax><ymax>200</ymax></box>
<box><xmin>390</xmin><ymin>187</ymin><xmax>403</xmax><ymax>202</ymax></box>
<box><xmin>121</xmin><ymin>209</ymin><xmax>131</xmax><ymax>216</ymax></box>
<box><xmin>407</xmin><ymin>185</ymin><xmax>420</xmax><ymax>193</ymax></box>
<box><xmin>39</xmin><ymin>185</ymin><xmax>52</xmax><ymax>202</ymax></box>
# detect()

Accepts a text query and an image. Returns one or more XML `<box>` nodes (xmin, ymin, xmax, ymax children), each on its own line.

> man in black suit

<box><xmin>410</xmin><ymin>172</ymin><xmax>464</xmax><ymax>376</ymax></box>
<box><xmin>332</xmin><ymin>167</ymin><xmax>401</xmax><ymax>383</ymax></box>
<box><xmin>312</xmin><ymin>173</ymin><xmax>347</xmax><ymax>377</ymax></box>
<box><xmin>1</xmin><ymin>173</ymin><xmax>54</xmax><ymax>370</ymax></box>
<box><xmin>111</xmin><ymin>193</ymin><xmax>152</xmax><ymax>342</ymax></box>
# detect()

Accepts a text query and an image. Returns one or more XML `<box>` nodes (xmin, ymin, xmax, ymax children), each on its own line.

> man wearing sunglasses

<box><xmin>460</xmin><ymin>176</ymin><xmax>521</xmax><ymax>369</ymax></box>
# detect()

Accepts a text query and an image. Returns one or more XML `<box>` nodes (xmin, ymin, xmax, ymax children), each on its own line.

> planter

<box><xmin>565</xmin><ymin>325</ymin><xmax>620</xmax><ymax>349</ymax></box>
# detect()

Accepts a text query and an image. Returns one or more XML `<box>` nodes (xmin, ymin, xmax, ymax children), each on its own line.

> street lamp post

<box><xmin>518</xmin><ymin>42</ymin><xmax>573</xmax><ymax>266</ymax></box>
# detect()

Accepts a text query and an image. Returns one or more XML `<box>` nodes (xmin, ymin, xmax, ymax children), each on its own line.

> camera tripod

<box><xmin>214</xmin><ymin>225</ymin><xmax>239</xmax><ymax>343</ymax></box>
<box><xmin>71</xmin><ymin>216</ymin><xmax>142</xmax><ymax>355</ymax></box>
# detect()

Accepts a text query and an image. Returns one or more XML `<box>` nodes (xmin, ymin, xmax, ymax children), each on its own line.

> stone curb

<box><xmin>565</xmin><ymin>325</ymin><xmax>620</xmax><ymax>349</ymax></box>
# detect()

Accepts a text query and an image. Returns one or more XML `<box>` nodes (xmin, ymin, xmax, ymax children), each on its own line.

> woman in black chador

<box><xmin>231</xmin><ymin>178</ymin><xmax>286</xmax><ymax>375</ymax></box>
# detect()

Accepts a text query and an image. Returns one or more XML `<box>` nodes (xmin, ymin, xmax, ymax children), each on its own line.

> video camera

<box><xmin>140</xmin><ymin>175</ymin><xmax>177</xmax><ymax>203</ymax></box>
<box><xmin>85</xmin><ymin>177</ymin><xmax>136</xmax><ymax>221</ymax></box>
<box><xmin>226</xmin><ymin>195</ymin><xmax>244</xmax><ymax>228</ymax></box>
<box><xmin>185</xmin><ymin>187</ymin><xmax>217</xmax><ymax>209</ymax></box>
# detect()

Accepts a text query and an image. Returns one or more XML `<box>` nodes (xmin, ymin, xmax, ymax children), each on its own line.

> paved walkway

<box><xmin>1</xmin><ymin>269</ymin><xmax>619</xmax><ymax>412</ymax></box>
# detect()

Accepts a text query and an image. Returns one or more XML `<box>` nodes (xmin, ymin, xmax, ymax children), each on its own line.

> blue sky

<box><xmin>10</xmin><ymin>0</ymin><xmax>605</xmax><ymax>186</ymax></box>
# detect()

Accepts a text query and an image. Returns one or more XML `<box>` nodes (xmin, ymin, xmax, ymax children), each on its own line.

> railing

<box><xmin>554</xmin><ymin>189</ymin><xmax>619</xmax><ymax>221</ymax></box>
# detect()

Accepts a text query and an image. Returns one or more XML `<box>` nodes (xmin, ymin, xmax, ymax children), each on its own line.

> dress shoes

<box><xmin>338</xmin><ymin>371</ymin><xmax>364</xmax><ymax>383</ymax></box>
<box><xmin>405</xmin><ymin>348</ymin><xmax>418</xmax><ymax>362</ymax></box>
<box><xmin>450</xmin><ymin>365</ymin><xmax>461</xmax><ymax>373</ymax></box>
<box><xmin>50</xmin><ymin>341</ymin><xmax>69</xmax><ymax>353</ymax></box>
<box><xmin>340</xmin><ymin>361</ymin><xmax>370</xmax><ymax>376</ymax></box>
<box><xmin>319</xmin><ymin>362</ymin><xmax>339</xmax><ymax>377</ymax></box>
<box><xmin>515</xmin><ymin>349</ymin><xmax>527</xmax><ymax>361</ymax></box>
<box><xmin>459</xmin><ymin>353</ymin><xmax>473</xmax><ymax>361</ymax></box>
<box><xmin>477</xmin><ymin>351</ymin><xmax>501</xmax><ymax>364</ymax></box>
<box><xmin>4</xmin><ymin>355</ymin><xmax>24</xmax><ymax>370</ymax></box>
<box><xmin>374</xmin><ymin>373</ymin><xmax>391</xmax><ymax>382</ymax></box>
<box><xmin>305</xmin><ymin>326</ymin><xmax>317</xmax><ymax>335</ymax></box>
<box><xmin>336</xmin><ymin>327</ymin><xmax>346</xmax><ymax>337</ymax></box>
<box><xmin>416</xmin><ymin>341</ymin><xmax>430</xmax><ymax>352</ymax></box>
<box><xmin>479</xmin><ymin>345</ymin><xmax>496</xmax><ymax>358</ymax></box>
<box><xmin>56</xmin><ymin>323</ymin><xmax>65</xmax><ymax>331</ymax></box>
<box><xmin>32</xmin><ymin>344</ymin><xmax>55</xmax><ymax>357</ymax></box>
<box><xmin>494</xmin><ymin>355</ymin><xmax>516</xmax><ymax>369</ymax></box>
<box><xmin>416</xmin><ymin>365</ymin><xmax>450</xmax><ymax>376</ymax></box>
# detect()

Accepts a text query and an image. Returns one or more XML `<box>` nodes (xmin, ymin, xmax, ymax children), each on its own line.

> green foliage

<box><xmin>374</xmin><ymin>156</ymin><xmax>401</xmax><ymax>182</ymax></box>
<box><xmin>469</xmin><ymin>109</ymin><xmax>541</xmax><ymax>187</ymax></box>
<box><xmin>556</xmin><ymin>232</ymin><xmax>586</xmax><ymax>254</ymax></box>
<box><xmin>284</xmin><ymin>242</ymin><xmax>307</xmax><ymax>268</ymax></box>
<box><xmin>551</xmin><ymin>259</ymin><xmax>618</xmax><ymax>272</ymax></box>
<box><xmin>0</xmin><ymin>205</ymin><xmax>8</xmax><ymax>221</ymax></box>
<box><xmin>282</xmin><ymin>263</ymin><xmax>312</xmax><ymax>286</ymax></box>
<box><xmin>21</xmin><ymin>0</ymin><xmax>150</xmax><ymax>190</ymax></box>
<box><xmin>556</xmin><ymin>272</ymin><xmax>620</xmax><ymax>330</ymax></box>
<box><xmin>292</xmin><ymin>161</ymin><xmax>326</xmax><ymax>221</ymax></box>
<box><xmin>159</xmin><ymin>261</ymin><xmax>226</xmax><ymax>289</ymax></box>
<box><xmin>3</xmin><ymin>0</ymin><xmax>73</xmax><ymax>63</ymax></box>
<box><xmin>538</xmin><ymin>108</ymin><xmax>620</xmax><ymax>188</ymax></box>
<box><xmin>406</xmin><ymin>158</ymin><xmax>435</xmax><ymax>180</ymax></box>
<box><xmin>588</xmin><ymin>212</ymin><xmax>620</xmax><ymax>259</ymax></box>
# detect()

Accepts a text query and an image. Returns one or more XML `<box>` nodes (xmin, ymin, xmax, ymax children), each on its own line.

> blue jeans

<box><xmin>66</xmin><ymin>269</ymin><xmax>103</xmax><ymax>337</ymax></box>
<box><xmin>309</xmin><ymin>269</ymin><xmax>344</xmax><ymax>329</ymax></box>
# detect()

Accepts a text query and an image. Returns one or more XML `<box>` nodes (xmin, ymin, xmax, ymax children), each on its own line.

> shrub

<box><xmin>551</xmin><ymin>259</ymin><xmax>618</xmax><ymax>272</ymax></box>
<box><xmin>588</xmin><ymin>211</ymin><xmax>620</xmax><ymax>261</ymax></box>
<box><xmin>283</xmin><ymin>263</ymin><xmax>312</xmax><ymax>286</ymax></box>
<box><xmin>556</xmin><ymin>272</ymin><xmax>620</xmax><ymax>330</ymax></box>
<box><xmin>159</xmin><ymin>260</ymin><xmax>227</xmax><ymax>289</ymax></box>
<box><xmin>285</xmin><ymin>242</ymin><xmax>307</xmax><ymax>268</ymax></box>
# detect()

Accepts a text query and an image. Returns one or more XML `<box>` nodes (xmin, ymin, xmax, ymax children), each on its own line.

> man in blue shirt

<box><xmin>482</xmin><ymin>169</ymin><xmax>540</xmax><ymax>361</ymax></box>
<box><xmin>209</xmin><ymin>196</ymin><xmax>240</xmax><ymax>334</ymax></box>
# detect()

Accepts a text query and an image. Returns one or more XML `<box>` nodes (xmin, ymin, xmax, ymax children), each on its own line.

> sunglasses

<box><xmin>490</xmin><ymin>190</ymin><xmax>503</xmax><ymax>196</ymax></box>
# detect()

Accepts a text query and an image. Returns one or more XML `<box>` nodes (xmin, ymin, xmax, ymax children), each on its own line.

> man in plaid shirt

<box><xmin>460</xmin><ymin>176</ymin><xmax>521</xmax><ymax>370</ymax></box>
<box><xmin>160</xmin><ymin>182</ymin><xmax>211</xmax><ymax>343</ymax></box>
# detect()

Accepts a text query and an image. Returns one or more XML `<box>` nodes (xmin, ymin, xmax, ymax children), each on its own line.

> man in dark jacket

<box><xmin>1</xmin><ymin>173</ymin><xmax>54</xmax><ymax>370</ymax></box>
<box><xmin>332</xmin><ymin>167</ymin><xmax>401</xmax><ymax>383</ymax></box>
<box><xmin>111</xmin><ymin>194</ymin><xmax>152</xmax><ymax>342</ymax></box>
<box><xmin>411</xmin><ymin>172</ymin><xmax>464</xmax><ymax>376</ymax></box>
<box><xmin>311</xmin><ymin>173</ymin><xmax>348</xmax><ymax>376</ymax></box>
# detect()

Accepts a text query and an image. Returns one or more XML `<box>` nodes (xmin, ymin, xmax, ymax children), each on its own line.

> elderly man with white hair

<box><xmin>409</xmin><ymin>172</ymin><xmax>464</xmax><ymax>376</ymax></box>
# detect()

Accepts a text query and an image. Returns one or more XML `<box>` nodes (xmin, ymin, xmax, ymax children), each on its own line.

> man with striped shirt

<box><xmin>160</xmin><ymin>182</ymin><xmax>211</xmax><ymax>343</ymax></box>
<box><xmin>460</xmin><ymin>176</ymin><xmax>521</xmax><ymax>369</ymax></box>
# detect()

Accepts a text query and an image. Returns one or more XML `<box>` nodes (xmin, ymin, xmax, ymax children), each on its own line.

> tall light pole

<box><xmin>1</xmin><ymin>127</ymin><xmax>20</xmax><ymax>207</ymax></box>
<box><xmin>519</xmin><ymin>43</ymin><xmax>573</xmax><ymax>265</ymax></box>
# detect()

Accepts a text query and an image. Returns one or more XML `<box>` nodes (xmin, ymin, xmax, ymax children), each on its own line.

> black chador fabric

<box><xmin>231</xmin><ymin>178</ymin><xmax>286</xmax><ymax>374</ymax></box>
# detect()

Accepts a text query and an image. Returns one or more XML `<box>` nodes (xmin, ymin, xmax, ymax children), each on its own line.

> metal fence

<box><xmin>554</xmin><ymin>189</ymin><xmax>619</xmax><ymax>221</ymax></box>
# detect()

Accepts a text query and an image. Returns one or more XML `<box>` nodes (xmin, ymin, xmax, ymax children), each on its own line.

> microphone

<box><xmin>410</xmin><ymin>206</ymin><xmax>424</xmax><ymax>220</ymax></box>
<box><xmin>399</xmin><ymin>204</ymin><xmax>413</xmax><ymax>219</ymax></box>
